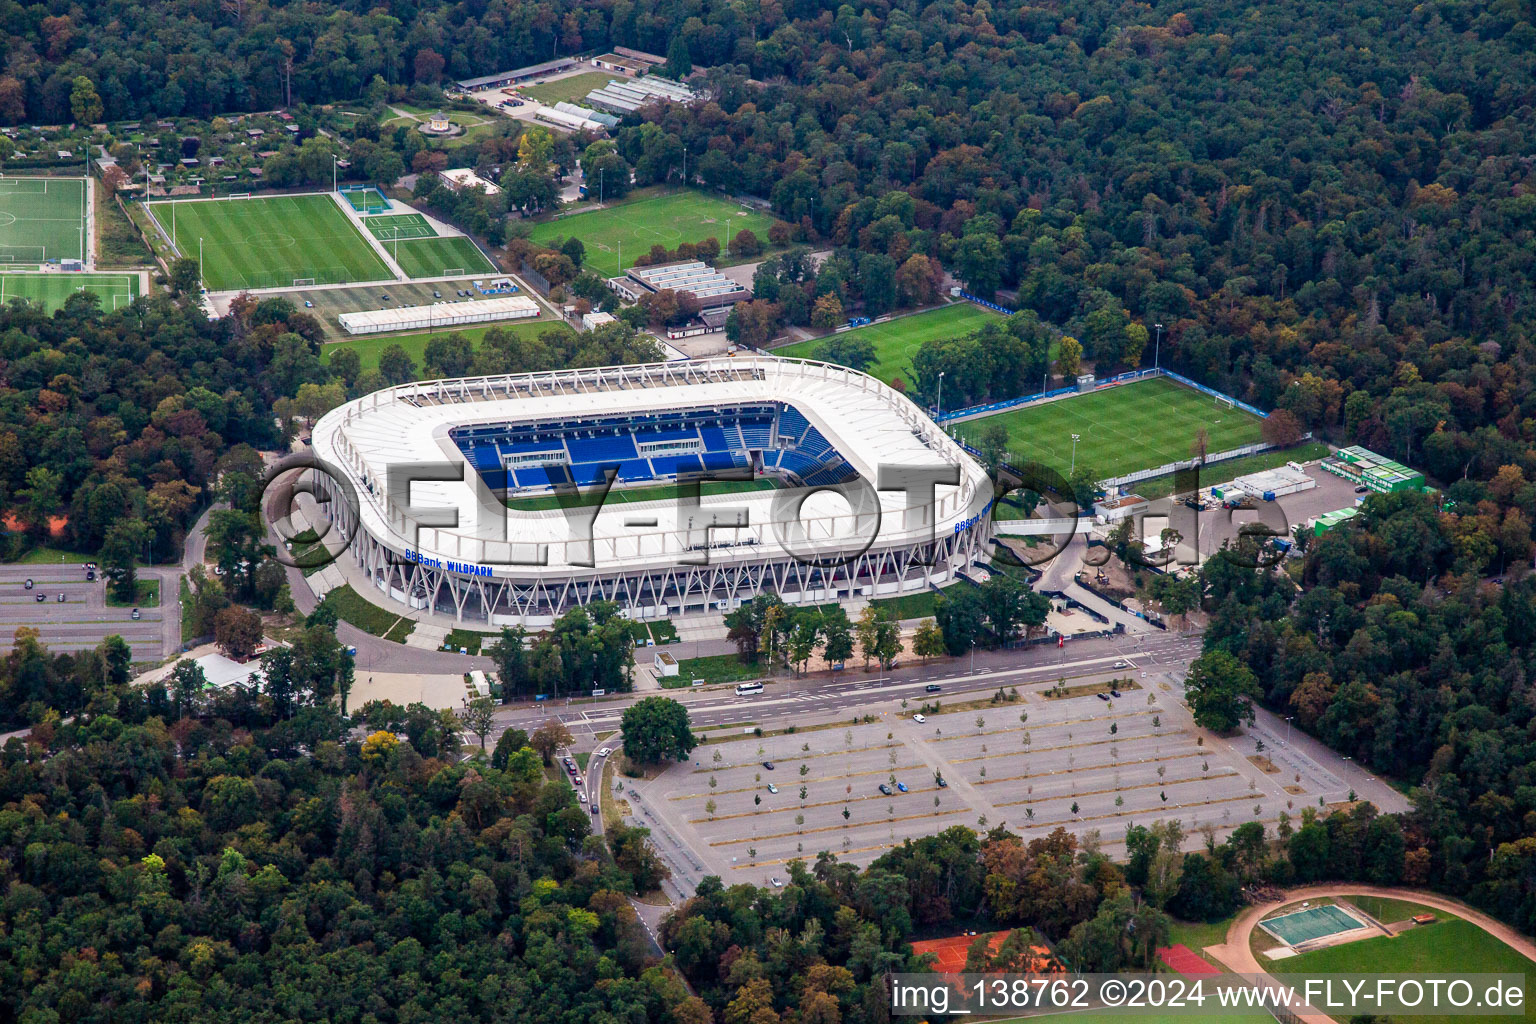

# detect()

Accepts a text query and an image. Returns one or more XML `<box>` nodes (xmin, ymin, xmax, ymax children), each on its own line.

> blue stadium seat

<box><xmin>700</xmin><ymin>426</ymin><xmax>731</xmax><ymax>452</ymax></box>
<box><xmin>567</xmin><ymin>435</ymin><xmax>637</xmax><ymax>462</ymax></box>
<box><xmin>650</xmin><ymin>454</ymin><xmax>703</xmax><ymax>477</ymax></box>
<box><xmin>778</xmin><ymin>405</ymin><xmax>811</xmax><ymax>443</ymax></box>
<box><xmin>617</xmin><ymin>459</ymin><xmax>654</xmax><ymax>482</ymax></box>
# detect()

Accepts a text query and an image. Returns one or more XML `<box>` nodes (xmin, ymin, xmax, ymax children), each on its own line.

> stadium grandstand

<box><xmin>306</xmin><ymin>357</ymin><xmax>991</xmax><ymax>625</ymax></box>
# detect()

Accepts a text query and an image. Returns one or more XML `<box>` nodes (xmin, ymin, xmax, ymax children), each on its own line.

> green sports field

<box><xmin>961</xmin><ymin>375</ymin><xmax>1265</xmax><ymax>481</ymax></box>
<box><xmin>0</xmin><ymin>177</ymin><xmax>86</xmax><ymax>263</ymax></box>
<box><xmin>365</xmin><ymin>213</ymin><xmax>436</xmax><ymax>242</ymax></box>
<box><xmin>387</xmin><ymin>235</ymin><xmax>497</xmax><ymax>278</ymax></box>
<box><xmin>771</xmin><ymin>303</ymin><xmax>1001</xmax><ymax>389</ymax></box>
<box><xmin>1280</xmin><ymin>914</ymin><xmax>1535</xmax><ymax>1024</ymax></box>
<box><xmin>0</xmin><ymin>272</ymin><xmax>139</xmax><ymax>312</ymax></box>
<box><xmin>528</xmin><ymin>190</ymin><xmax>776</xmax><ymax>276</ymax></box>
<box><xmin>148</xmin><ymin>194</ymin><xmax>392</xmax><ymax>291</ymax></box>
<box><xmin>341</xmin><ymin>188</ymin><xmax>391</xmax><ymax>213</ymax></box>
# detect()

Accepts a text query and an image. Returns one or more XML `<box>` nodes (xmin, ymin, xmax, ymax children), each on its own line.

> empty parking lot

<box><xmin>0</xmin><ymin>565</ymin><xmax>170</xmax><ymax>662</ymax></box>
<box><xmin>638</xmin><ymin>669</ymin><xmax>1323</xmax><ymax>886</ymax></box>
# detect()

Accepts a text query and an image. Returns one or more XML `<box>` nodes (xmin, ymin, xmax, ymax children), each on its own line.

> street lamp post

<box><xmin>1284</xmin><ymin>715</ymin><xmax>1294</xmax><ymax>744</ymax></box>
<box><xmin>936</xmin><ymin>370</ymin><xmax>945</xmax><ymax>420</ymax></box>
<box><xmin>1069</xmin><ymin>433</ymin><xmax>1081</xmax><ymax>476</ymax></box>
<box><xmin>1154</xmin><ymin>323</ymin><xmax>1164</xmax><ymax>370</ymax></box>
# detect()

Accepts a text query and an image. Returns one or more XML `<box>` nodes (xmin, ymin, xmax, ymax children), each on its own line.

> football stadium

<box><xmin>307</xmin><ymin>357</ymin><xmax>992</xmax><ymax>625</ymax></box>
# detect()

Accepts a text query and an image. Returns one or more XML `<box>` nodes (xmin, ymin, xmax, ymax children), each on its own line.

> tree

<box><xmin>912</xmin><ymin>619</ymin><xmax>945</xmax><ymax>662</ymax></box>
<box><xmin>487</xmin><ymin>626</ymin><xmax>529</xmax><ymax>701</ymax></box>
<box><xmin>69</xmin><ymin>76</ymin><xmax>103</xmax><ymax>124</ymax></box>
<box><xmin>169</xmin><ymin>257</ymin><xmax>201</xmax><ymax>295</ymax></box>
<box><xmin>666</xmin><ymin>34</ymin><xmax>693</xmax><ymax>78</ymax></box>
<box><xmin>458</xmin><ymin>694</ymin><xmax>496</xmax><ymax>750</ymax></box>
<box><xmin>621</xmin><ymin>696</ymin><xmax>696</xmax><ymax>764</ymax></box>
<box><xmin>169</xmin><ymin>658</ymin><xmax>207</xmax><ymax>718</ymax></box>
<box><xmin>811</xmin><ymin>293</ymin><xmax>844</xmax><ymax>328</ymax></box>
<box><xmin>822</xmin><ymin>607</ymin><xmax>855</xmax><ymax>667</ymax></box>
<box><xmin>100</xmin><ymin>518</ymin><xmax>148</xmax><ymax>604</ymax></box>
<box><xmin>214</xmin><ymin>605</ymin><xmax>263</xmax><ymax>660</ymax></box>
<box><xmin>1185</xmin><ymin>650</ymin><xmax>1261</xmax><ymax>733</ymax></box>
<box><xmin>816</xmin><ymin>334</ymin><xmax>878</xmax><ymax>372</ymax></box>
<box><xmin>1262</xmin><ymin>407</ymin><xmax>1305</xmax><ymax>448</ymax></box>
<box><xmin>1055</xmin><ymin>336</ymin><xmax>1082</xmax><ymax>379</ymax></box>
<box><xmin>530</xmin><ymin>719</ymin><xmax>574</xmax><ymax>763</ymax></box>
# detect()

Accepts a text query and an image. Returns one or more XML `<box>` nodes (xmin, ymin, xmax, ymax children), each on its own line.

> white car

<box><xmin>597</xmin><ymin>747</ymin><xmax>611</xmax><ymax>757</ymax></box>
<box><xmin>1114</xmin><ymin>660</ymin><xmax>1128</xmax><ymax>668</ymax></box>
<box><xmin>769</xmin><ymin>877</ymin><xmax>783</xmax><ymax>888</ymax></box>
<box><xmin>577</xmin><ymin>792</ymin><xmax>587</xmax><ymax>803</ymax></box>
<box><xmin>912</xmin><ymin>714</ymin><xmax>926</xmax><ymax>724</ymax></box>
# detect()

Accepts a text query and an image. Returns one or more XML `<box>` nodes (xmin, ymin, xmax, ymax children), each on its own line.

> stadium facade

<box><xmin>307</xmin><ymin>357</ymin><xmax>993</xmax><ymax>626</ymax></box>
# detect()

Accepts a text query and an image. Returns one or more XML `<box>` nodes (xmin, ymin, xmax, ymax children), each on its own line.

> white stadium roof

<box><xmin>310</xmin><ymin>357</ymin><xmax>989</xmax><ymax>577</ymax></box>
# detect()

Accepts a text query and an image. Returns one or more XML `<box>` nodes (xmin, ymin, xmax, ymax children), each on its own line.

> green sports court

<box><xmin>365</xmin><ymin>213</ymin><xmax>437</xmax><ymax>242</ymax></box>
<box><xmin>0</xmin><ymin>177</ymin><xmax>87</xmax><ymax>264</ymax></box>
<box><xmin>527</xmin><ymin>190</ymin><xmax>776</xmax><ymax>276</ymax></box>
<box><xmin>147</xmin><ymin>193</ymin><xmax>393</xmax><ymax>291</ymax></box>
<box><xmin>771</xmin><ymin>303</ymin><xmax>1002</xmax><ymax>389</ymax></box>
<box><xmin>1259</xmin><ymin>903</ymin><xmax>1364</xmax><ymax>946</ymax></box>
<box><xmin>386</xmin><ymin>235</ymin><xmax>497</xmax><ymax>278</ymax></box>
<box><xmin>960</xmin><ymin>375</ymin><xmax>1266</xmax><ymax>481</ymax></box>
<box><xmin>0</xmin><ymin>272</ymin><xmax>139</xmax><ymax>312</ymax></box>
<box><xmin>340</xmin><ymin>187</ymin><xmax>391</xmax><ymax>213</ymax></box>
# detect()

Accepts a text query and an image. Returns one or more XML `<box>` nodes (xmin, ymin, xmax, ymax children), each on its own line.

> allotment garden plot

<box><xmin>147</xmin><ymin>193</ymin><xmax>393</xmax><ymax>291</ymax></box>
<box><xmin>647</xmin><ymin>681</ymin><xmax>1295</xmax><ymax>882</ymax></box>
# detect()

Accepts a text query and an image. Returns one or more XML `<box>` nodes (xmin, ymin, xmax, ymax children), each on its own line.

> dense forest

<box><xmin>0</xmin><ymin>635</ymin><xmax>704</xmax><ymax>1023</ymax></box>
<box><xmin>1204</xmin><ymin>490</ymin><xmax>1536</xmax><ymax>934</ymax></box>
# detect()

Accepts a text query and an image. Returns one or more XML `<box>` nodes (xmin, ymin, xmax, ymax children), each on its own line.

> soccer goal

<box><xmin>1216</xmin><ymin>395</ymin><xmax>1235</xmax><ymax>410</ymax></box>
<box><xmin>442</xmin><ymin>267</ymin><xmax>465</xmax><ymax>277</ymax></box>
<box><xmin>293</xmin><ymin>277</ymin><xmax>317</xmax><ymax>287</ymax></box>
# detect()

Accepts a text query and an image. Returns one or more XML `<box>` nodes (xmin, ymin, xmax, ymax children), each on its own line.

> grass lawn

<box><xmin>179</xmin><ymin>576</ymin><xmax>197</xmax><ymax>644</ymax></box>
<box><xmin>518</xmin><ymin>71</ymin><xmax>618</xmax><ymax>106</ymax></box>
<box><xmin>869</xmin><ymin>590</ymin><xmax>941</xmax><ymax>620</ymax></box>
<box><xmin>444</xmin><ymin>627</ymin><xmax>497</xmax><ymax>655</ymax></box>
<box><xmin>527</xmin><ymin>190</ymin><xmax>777</xmax><ymax>277</ymax></box>
<box><xmin>1347</xmin><ymin>893</ymin><xmax>1436</xmax><ymax>924</ymax></box>
<box><xmin>675</xmin><ymin>653</ymin><xmax>769</xmax><ymax>685</ymax></box>
<box><xmin>319</xmin><ymin>584</ymin><xmax>406</xmax><ymax>637</ymax></box>
<box><xmin>771</xmin><ymin>303</ymin><xmax>1002</xmax><ymax>390</ymax></box>
<box><xmin>105</xmin><ymin>578</ymin><xmax>160</xmax><ymax>608</ymax></box>
<box><xmin>0</xmin><ymin>177</ymin><xmax>86</xmax><ymax>262</ymax></box>
<box><xmin>384</xmin><ymin>618</ymin><xmax>416</xmax><ymax>644</ymax></box>
<box><xmin>963</xmin><ymin>376</ymin><xmax>1266</xmax><ymax>483</ymax></box>
<box><xmin>1166</xmin><ymin>915</ymin><xmax>1237</xmax><ymax>970</ymax></box>
<box><xmin>321</xmin><ymin>318</ymin><xmax>571</xmax><ymax>371</ymax></box>
<box><xmin>148</xmin><ymin>193</ymin><xmax>392</xmax><ymax>291</ymax></box>
<box><xmin>1136</xmin><ymin>441</ymin><xmax>1331</xmax><ymax>500</ymax></box>
<box><xmin>1281</xmin><ymin>916</ymin><xmax>1536</xmax><ymax>1024</ymax></box>
<box><xmin>0</xmin><ymin>273</ymin><xmax>139</xmax><ymax>313</ymax></box>
<box><xmin>387</xmin><ymin>235</ymin><xmax>497</xmax><ymax>278</ymax></box>
<box><xmin>6</xmin><ymin>545</ymin><xmax>86</xmax><ymax>565</ymax></box>
<box><xmin>506</xmin><ymin>477</ymin><xmax>778</xmax><ymax>511</ymax></box>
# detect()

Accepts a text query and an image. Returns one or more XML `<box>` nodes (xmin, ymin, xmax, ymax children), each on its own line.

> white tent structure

<box><xmin>338</xmin><ymin>295</ymin><xmax>539</xmax><ymax>335</ymax></box>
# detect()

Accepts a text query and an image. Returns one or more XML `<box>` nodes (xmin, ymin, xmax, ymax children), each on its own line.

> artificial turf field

<box><xmin>364</xmin><ymin>213</ymin><xmax>436</xmax><ymax>241</ymax></box>
<box><xmin>0</xmin><ymin>177</ymin><xmax>86</xmax><ymax>263</ymax></box>
<box><xmin>771</xmin><ymin>303</ymin><xmax>1002</xmax><ymax>389</ymax></box>
<box><xmin>527</xmin><ymin>190</ymin><xmax>776</xmax><ymax>275</ymax></box>
<box><xmin>0</xmin><ymin>272</ymin><xmax>139</xmax><ymax>312</ymax></box>
<box><xmin>148</xmin><ymin>193</ymin><xmax>392</xmax><ymax>291</ymax></box>
<box><xmin>341</xmin><ymin>188</ymin><xmax>391</xmax><ymax>213</ymax></box>
<box><xmin>387</xmin><ymin>235</ymin><xmax>497</xmax><ymax>278</ymax></box>
<box><xmin>962</xmin><ymin>375</ymin><xmax>1265</xmax><ymax>481</ymax></box>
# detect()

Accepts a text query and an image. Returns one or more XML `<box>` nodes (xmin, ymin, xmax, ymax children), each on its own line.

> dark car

<box><xmin>34</xmin><ymin>593</ymin><xmax>45</xmax><ymax>602</ymax></box>
<box><xmin>936</xmin><ymin>777</ymin><xmax>949</xmax><ymax>788</ymax></box>
<box><xmin>56</xmin><ymin>593</ymin><xmax>64</xmax><ymax>602</ymax></box>
<box><xmin>762</xmin><ymin>761</ymin><xmax>775</xmax><ymax>770</ymax></box>
<box><xmin>925</xmin><ymin>684</ymin><xmax>942</xmax><ymax>693</ymax></box>
<box><xmin>23</xmin><ymin>578</ymin><xmax>32</xmax><ymax>590</ymax></box>
<box><xmin>1354</xmin><ymin>485</ymin><xmax>1369</xmax><ymax>493</ymax></box>
<box><xmin>1110</xmin><ymin>689</ymin><xmax>1122</xmax><ymax>698</ymax></box>
<box><xmin>1097</xmin><ymin>692</ymin><xmax>1111</xmax><ymax>701</ymax></box>
<box><xmin>878</xmin><ymin>783</ymin><xmax>893</xmax><ymax>795</ymax></box>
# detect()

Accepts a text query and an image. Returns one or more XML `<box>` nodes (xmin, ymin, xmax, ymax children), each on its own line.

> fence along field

<box><xmin>147</xmin><ymin>193</ymin><xmax>393</xmax><ymax>291</ymax></box>
<box><xmin>0</xmin><ymin>177</ymin><xmax>87</xmax><ymax>264</ymax></box>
